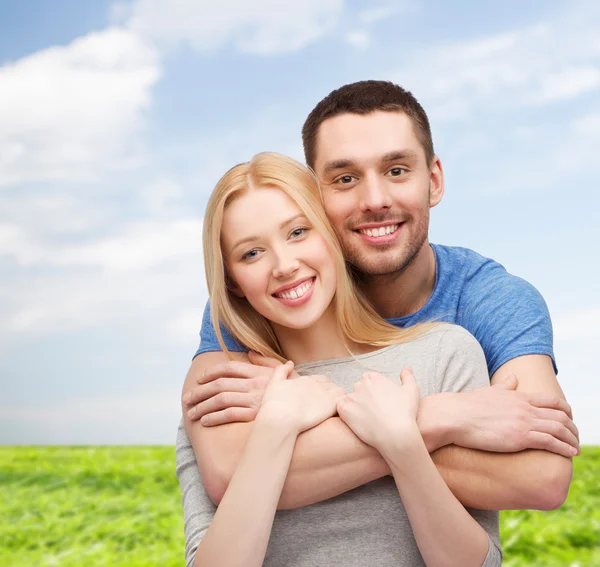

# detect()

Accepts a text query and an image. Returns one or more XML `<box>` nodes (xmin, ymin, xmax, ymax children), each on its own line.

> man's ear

<box><xmin>429</xmin><ymin>156</ymin><xmax>444</xmax><ymax>208</ymax></box>
<box><xmin>226</xmin><ymin>275</ymin><xmax>245</xmax><ymax>298</ymax></box>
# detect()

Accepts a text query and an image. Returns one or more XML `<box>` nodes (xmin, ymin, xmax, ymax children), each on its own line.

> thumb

<box><xmin>492</xmin><ymin>374</ymin><xmax>518</xmax><ymax>390</ymax></box>
<box><xmin>399</xmin><ymin>367</ymin><xmax>416</xmax><ymax>387</ymax></box>
<box><xmin>271</xmin><ymin>360</ymin><xmax>295</xmax><ymax>382</ymax></box>
<box><xmin>248</xmin><ymin>350</ymin><xmax>280</xmax><ymax>368</ymax></box>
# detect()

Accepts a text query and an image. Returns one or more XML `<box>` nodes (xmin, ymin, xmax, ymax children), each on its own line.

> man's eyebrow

<box><xmin>380</xmin><ymin>150</ymin><xmax>419</xmax><ymax>163</ymax></box>
<box><xmin>322</xmin><ymin>159</ymin><xmax>356</xmax><ymax>176</ymax></box>
<box><xmin>230</xmin><ymin>213</ymin><xmax>307</xmax><ymax>253</ymax></box>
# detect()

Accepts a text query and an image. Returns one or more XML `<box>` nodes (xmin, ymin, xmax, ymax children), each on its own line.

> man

<box><xmin>179</xmin><ymin>80</ymin><xmax>577</xmax><ymax>515</ymax></box>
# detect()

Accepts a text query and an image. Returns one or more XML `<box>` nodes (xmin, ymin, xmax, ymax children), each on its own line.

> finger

<box><xmin>532</xmin><ymin>418</ymin><xmax>580</xmax><ymax>450</ymax></box>
<box><xmin>271</xmin><ymin>361</ymin><xmax>294</xmax><ymax>383</ymax></box>
<box><xmin>198</xmin><ymin>361</ymin><xmax>260</xmax><ymax>384</ymax></box>
<box><xmin>526</xmin><ymin>393</ymin><xmax>573</xmax><ymax>420</ymax></box>
<box><xmin>399</xmin><ymin>367</ymin><xmax>416</xmax><ymax>386</ymax></box>
<box><xmin>525</xmin><ymin>431</ymin><xmax>579</xmax><ymax>458</ymax></box>
<box><xmin>188</xmin><ymin>391</ymin><xmax>257</xmax><ymax>420</ymax></box>
<box><xmin>533</xmin><ymin>407</ymin><xmax>580</xmax><ymax>441</ymax></box>
<box><xmin>248</xmin><ymin>350</ymin><xmax>281</xmax><ymax>368</ymax></box>
<box><xmin>184</xmin><ymin>378</ymin><xmax>251</xmax><ymax>406</ymax></box>
<box><xmin>200</xmin><ymin>406</ymin><xmax>258</xmax><ymax>426</ymax></box>
<box><xmin>492</xmin><ymin>374</ymin><xmax>518</xmax><ymax>390</ymax></box>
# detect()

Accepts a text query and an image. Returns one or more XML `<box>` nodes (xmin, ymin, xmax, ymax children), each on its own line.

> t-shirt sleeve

<box><xmin>175</xmin><ymin>419</ymin><xmax>217</xmax><ymax>567</ymax></box>
<box><xmin>435</xmin><ymin>325</ymin><xmax>491</xmax><ymax>393</ymax></box>
<box><xmin>194</xmin><ymin>300</ymin><xmax>247</xmax><ymax>358</ymax></box>
<box><xmin>459</xmin><ymin>264</ymin><xmax>556</xmax><ymax>377</ymax></box>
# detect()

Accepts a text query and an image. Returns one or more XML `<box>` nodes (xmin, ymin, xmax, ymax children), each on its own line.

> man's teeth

<box><xmin>358</xmin><ymin>224</ymin><xmax>399</xmax><ymax>237</ymax></box>
<box><xmin>276</xmin><ymin>279</ymin><xmax>313</xmax><ymax>300</ymax></box>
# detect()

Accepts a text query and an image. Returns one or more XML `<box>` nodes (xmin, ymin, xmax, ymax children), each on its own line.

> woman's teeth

<box><xmin>358</xmin><ymin>224</ymin><xmax>399</xmax><ymax>237</ymax></box>
<box><xmin>275</xmin><ymin>279</ymin><xmax>313</xmax><ymax>300</ymax></box>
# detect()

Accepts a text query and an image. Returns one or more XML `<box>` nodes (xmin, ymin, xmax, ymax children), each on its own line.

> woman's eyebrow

<box><xmin>230</xmin><ymin>214</ymin><xmax>307</xmax><ymax>253</ymax></box>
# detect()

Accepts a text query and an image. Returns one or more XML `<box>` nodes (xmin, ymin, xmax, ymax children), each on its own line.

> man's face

<box><xmin>313</xmin><ymin>111</ymin><xmax>443</xmax><ymax>277</ymax></box>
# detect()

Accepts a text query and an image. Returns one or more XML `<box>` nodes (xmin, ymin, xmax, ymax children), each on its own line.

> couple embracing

<box><xmin>176</xmin><ymin>80</ymin><xmax>578</xmax><ymax>566</ymax></box>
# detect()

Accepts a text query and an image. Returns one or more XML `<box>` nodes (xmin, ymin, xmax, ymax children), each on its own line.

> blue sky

<box><xmin>1</xmin><ymin>0</ymin><xmax>598</xmax><ymax>444</ymax></box>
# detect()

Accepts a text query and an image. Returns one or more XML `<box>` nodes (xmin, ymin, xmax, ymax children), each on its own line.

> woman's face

<box><xmin>221</xmin><ymin>186</ymin><xmax>337</xmax><ymax>331</ymax></box>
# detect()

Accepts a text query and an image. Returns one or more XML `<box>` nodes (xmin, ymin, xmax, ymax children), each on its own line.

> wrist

<box><xmin>377</xmin><ymin>423</ymin><xmax>423</xmax><ymax>464</ymax></box>
<box><xmin>417</xmin><ymin>393</ymin><xmax>456</xmax><ymax>452</ymax></box>
<box><xmin>256</xmin><ymin>403</ymin><xmax>302</xmax><ymax>436</ymax></box>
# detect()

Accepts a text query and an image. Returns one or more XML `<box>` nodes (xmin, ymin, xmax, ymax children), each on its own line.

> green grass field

<box><xmin>1</xmin><ymin>446</ymin><xmax>598</xmax><ymax>566</ymax></box>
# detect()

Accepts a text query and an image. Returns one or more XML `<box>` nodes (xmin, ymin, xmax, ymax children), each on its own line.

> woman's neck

<box><xmin>272</xmin><ymin>304</ymin><xmax>363</xmax><ymax>365</ymax></box>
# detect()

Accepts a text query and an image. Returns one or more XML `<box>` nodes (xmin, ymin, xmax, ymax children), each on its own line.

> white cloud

<box><xmin>1</xmin><ymin>216</ymin><xmax>205</xmax><ymax>337</ymax></box>
<box><xmin>120</xmin><ymin>0</ymin><xmax>344</xmax><ymax>55</ymax></box>
<box><xmin>0</xmin><ymin>392</ymin><xmax>182</xmax><ymax>444</ymax></box>
<box><xmin>357</xmin><ymin>4</ymin><xmax>406</xmax><ymax>24</ymax></box>
<box><xmin>393</xmin><ymin>6</ymin><xmax>600</xmax><ymax>122</ymax></box>
<box><xmin>345</xmin><ymin>30</ymin><xmax>370</xmax><ymax>50</ymax></box>
<box><xmin>554</xmin><ymin>307</ymin><xmax>600</xmax><ymax>343</ymax></box>
<box><xmin>0</xmin><ymin>27</ymin><xmax>160</xmax><ymax>186</ymax></box>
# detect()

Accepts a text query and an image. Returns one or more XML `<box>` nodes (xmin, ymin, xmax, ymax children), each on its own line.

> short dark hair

<box><xmin>302</xmin><ymin>80</ymin><xmax>434</xmax><ymax>169</ymax></box>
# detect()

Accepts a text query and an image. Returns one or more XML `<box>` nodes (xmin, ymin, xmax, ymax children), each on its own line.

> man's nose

<box><xmin>359</xmin><ymin>176</ymin><xmax>393</xmax><ymax>213</ymax></box>
<box><xmin>272</xmin><ymin>249</ymin><xmax>300</xmax><ymax>279</ymax></box>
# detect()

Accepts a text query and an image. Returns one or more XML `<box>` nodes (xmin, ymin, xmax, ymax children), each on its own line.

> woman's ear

<box><xmin>226</xmin><ymin>275</ymin><xmax>245</xmax><ymax>298</ymax></box>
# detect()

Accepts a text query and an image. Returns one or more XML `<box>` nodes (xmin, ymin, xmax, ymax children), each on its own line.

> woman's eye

<box><xmin>241</xmin><ymin>249</ymin><xmax>259</xmax><ymax>261</ymax></box>
<box><xmin>290</xmin><ymin>227</ymin><xmax>308</xmax><ymax>239</ymax></box>
<box><xmin>387</xmin><ymin>167</ymin><xmax>407</xmax><ymax>177</ymax></box>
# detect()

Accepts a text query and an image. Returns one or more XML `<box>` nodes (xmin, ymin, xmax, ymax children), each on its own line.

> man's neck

<box><xmin>358</xmin><ymin>243</ymin><xmax>437</xmax><ymax>320</ymax></box>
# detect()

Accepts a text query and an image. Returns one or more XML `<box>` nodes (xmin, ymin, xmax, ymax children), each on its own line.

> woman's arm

<box><xmin>383</xmin><ymin>423</ymin><xmax>500</xmax><ymax>566</ymax></box>
<box><xmin>337</xmin><ymin>368</ymin><xmax>501</xmax><ymax>567</ymax></box>
<box><xmin>194</xmin><ymin>413</ymin><xmax>297</xmax><ymax>567</ymax></box>
<box><xmin>192</xmin><ymin>362</ymin><xmax>344</xmax><ymax>567</ymax></box>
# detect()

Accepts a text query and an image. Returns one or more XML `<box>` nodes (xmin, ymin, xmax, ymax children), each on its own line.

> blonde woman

<box><xmin>177</xmin><ymin>152</ymin><xmax>502</xmax><ymax>567</ymax></box>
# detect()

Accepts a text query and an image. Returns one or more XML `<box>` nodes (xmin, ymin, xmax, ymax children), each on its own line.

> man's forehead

<box><xmin>314</xmin><ymin>111</ymin><xmax>423</xmax><ymax>170</ymax></box>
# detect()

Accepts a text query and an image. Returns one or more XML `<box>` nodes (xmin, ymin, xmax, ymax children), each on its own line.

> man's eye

<box><xmin>387</xmin><ymin>167</ymin><xmax>407</xmax><ymax>177</ymax></box>
<box><xmin>337</xmin><ymin>175</ymin><xmax>356</xmax><ymax>184</ymax></box>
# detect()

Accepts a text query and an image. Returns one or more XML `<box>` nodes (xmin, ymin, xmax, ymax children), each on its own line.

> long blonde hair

<box><xmin>203</xmin><ymin>152</ymin><xmax>434</xmax><ymax>362</ymax></box>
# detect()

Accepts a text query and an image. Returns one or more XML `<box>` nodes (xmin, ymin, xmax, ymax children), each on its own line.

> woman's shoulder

<box><xmin>401</xmin><ymin>322</ymin><xmax>479</xmax><ymax>348</ymax></box>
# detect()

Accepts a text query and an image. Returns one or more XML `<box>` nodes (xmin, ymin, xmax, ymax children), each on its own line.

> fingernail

<box><xmin>183</xmin><ymin>392</ymin><xmax>191</xmax><ymax>403</ymax></box>
<box><xmin>571</xmin><ymin>446</ymin><xmax>578</xmax><ymax>456</ymax></box>
<box><xmin>200</xmin><ymin>416</ymin><xmax>208</xmax><ymax>426</ymax></box>
<box><xmin>187</xmin><ymin>408</ymin><xmax>195</xmax><ymax>419</ymax></box>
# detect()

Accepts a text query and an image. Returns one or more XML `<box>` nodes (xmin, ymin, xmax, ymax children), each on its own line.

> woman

<box><xmin>178</xmin><ymin>152</ymin><xmax>502</xmax><ymax>566</ymax></box>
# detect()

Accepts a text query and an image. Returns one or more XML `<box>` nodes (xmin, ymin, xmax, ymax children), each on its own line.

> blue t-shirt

<box><xmin>195</xmin><ymin>244</ymin><xmax>556</xmax><ymax>377</ymax></box>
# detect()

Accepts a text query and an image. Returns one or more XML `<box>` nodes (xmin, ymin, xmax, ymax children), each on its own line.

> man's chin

<box><xmin>347</xmin><ymin>256</ymin><xmax>407</xmax><ymax>278</ymax></box>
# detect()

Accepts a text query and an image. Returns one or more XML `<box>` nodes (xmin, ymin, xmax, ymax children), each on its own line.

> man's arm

<box><xmin>183</xmin><ymin>352</ymin><xmax>389</xmax><ymax>509</ymax></box>
<box><xmin>428</xmin><ymin>354</ymin><xmax>574</xmax><ymax>510</ymax></box>
<box><xmin>184</xmin><ymin>352</ymin><xmax>576</xmax><ymax>510</ymax></box>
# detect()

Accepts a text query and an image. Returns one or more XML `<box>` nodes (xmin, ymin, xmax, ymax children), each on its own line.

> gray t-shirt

<box><xmin>176</xmin><ymin>324</ymin><xmax>503</xmax><ymax>566</ymax></box>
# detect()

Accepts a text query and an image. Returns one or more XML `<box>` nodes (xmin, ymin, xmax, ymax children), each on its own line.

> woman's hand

<box><xmin>337</xmin><ymin>367</ymin><xmax>422</xmax><ymax>457</ymax></box>
<box><xmin>258</xmin><ymin>361</ymin><xmax>346</xmax><ymax>434</ymax></box>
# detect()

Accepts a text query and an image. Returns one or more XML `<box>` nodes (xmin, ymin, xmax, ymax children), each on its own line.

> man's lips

<box><xmin>353</xmin><ymin>222</ymin><xmax>404</xmax><ymax>244</ymax></box>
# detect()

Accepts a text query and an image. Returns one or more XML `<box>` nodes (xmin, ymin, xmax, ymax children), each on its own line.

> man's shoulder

<box><xmin>431</xmin><ymin>242</ymin><xmax>545</xmax><ymax>313</ymax></box>
<box><xmin>433</xmin><ymin>243</ymin><xmax>503</xmax><ymax>272</ymax></box>
<box><xmin>432</xmin><ymin>243</ymin><xmax>520</xmax><ymax>287</ymax></box>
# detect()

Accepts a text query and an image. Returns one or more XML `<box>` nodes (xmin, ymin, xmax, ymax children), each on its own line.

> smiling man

<box><xmin>177</xmin><ymin>81</ymin><xmax>576</xmax><ymax>534</ymax></box>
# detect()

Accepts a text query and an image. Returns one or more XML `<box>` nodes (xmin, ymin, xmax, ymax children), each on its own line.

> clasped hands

<box><xmin>183</xmin><ymin>352</ymin><xmax>580</xmax><ymax>458</ymax></box>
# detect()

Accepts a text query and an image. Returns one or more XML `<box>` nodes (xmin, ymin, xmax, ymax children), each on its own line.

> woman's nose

<box><xmin>272</xmin><ymin>252</ymin><xmax>300</xmax><ymax>279</ymax></box>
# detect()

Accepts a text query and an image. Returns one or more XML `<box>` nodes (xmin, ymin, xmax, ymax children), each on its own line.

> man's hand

<box><xmin>420</xmin><ymin>375</ymin><xmax>580</xmax><ymax>457</ymax></box>
<box><xmin>182</xmin><ymin>352</ymin><xmax>296</xmax><ymax>426</ymax></box>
